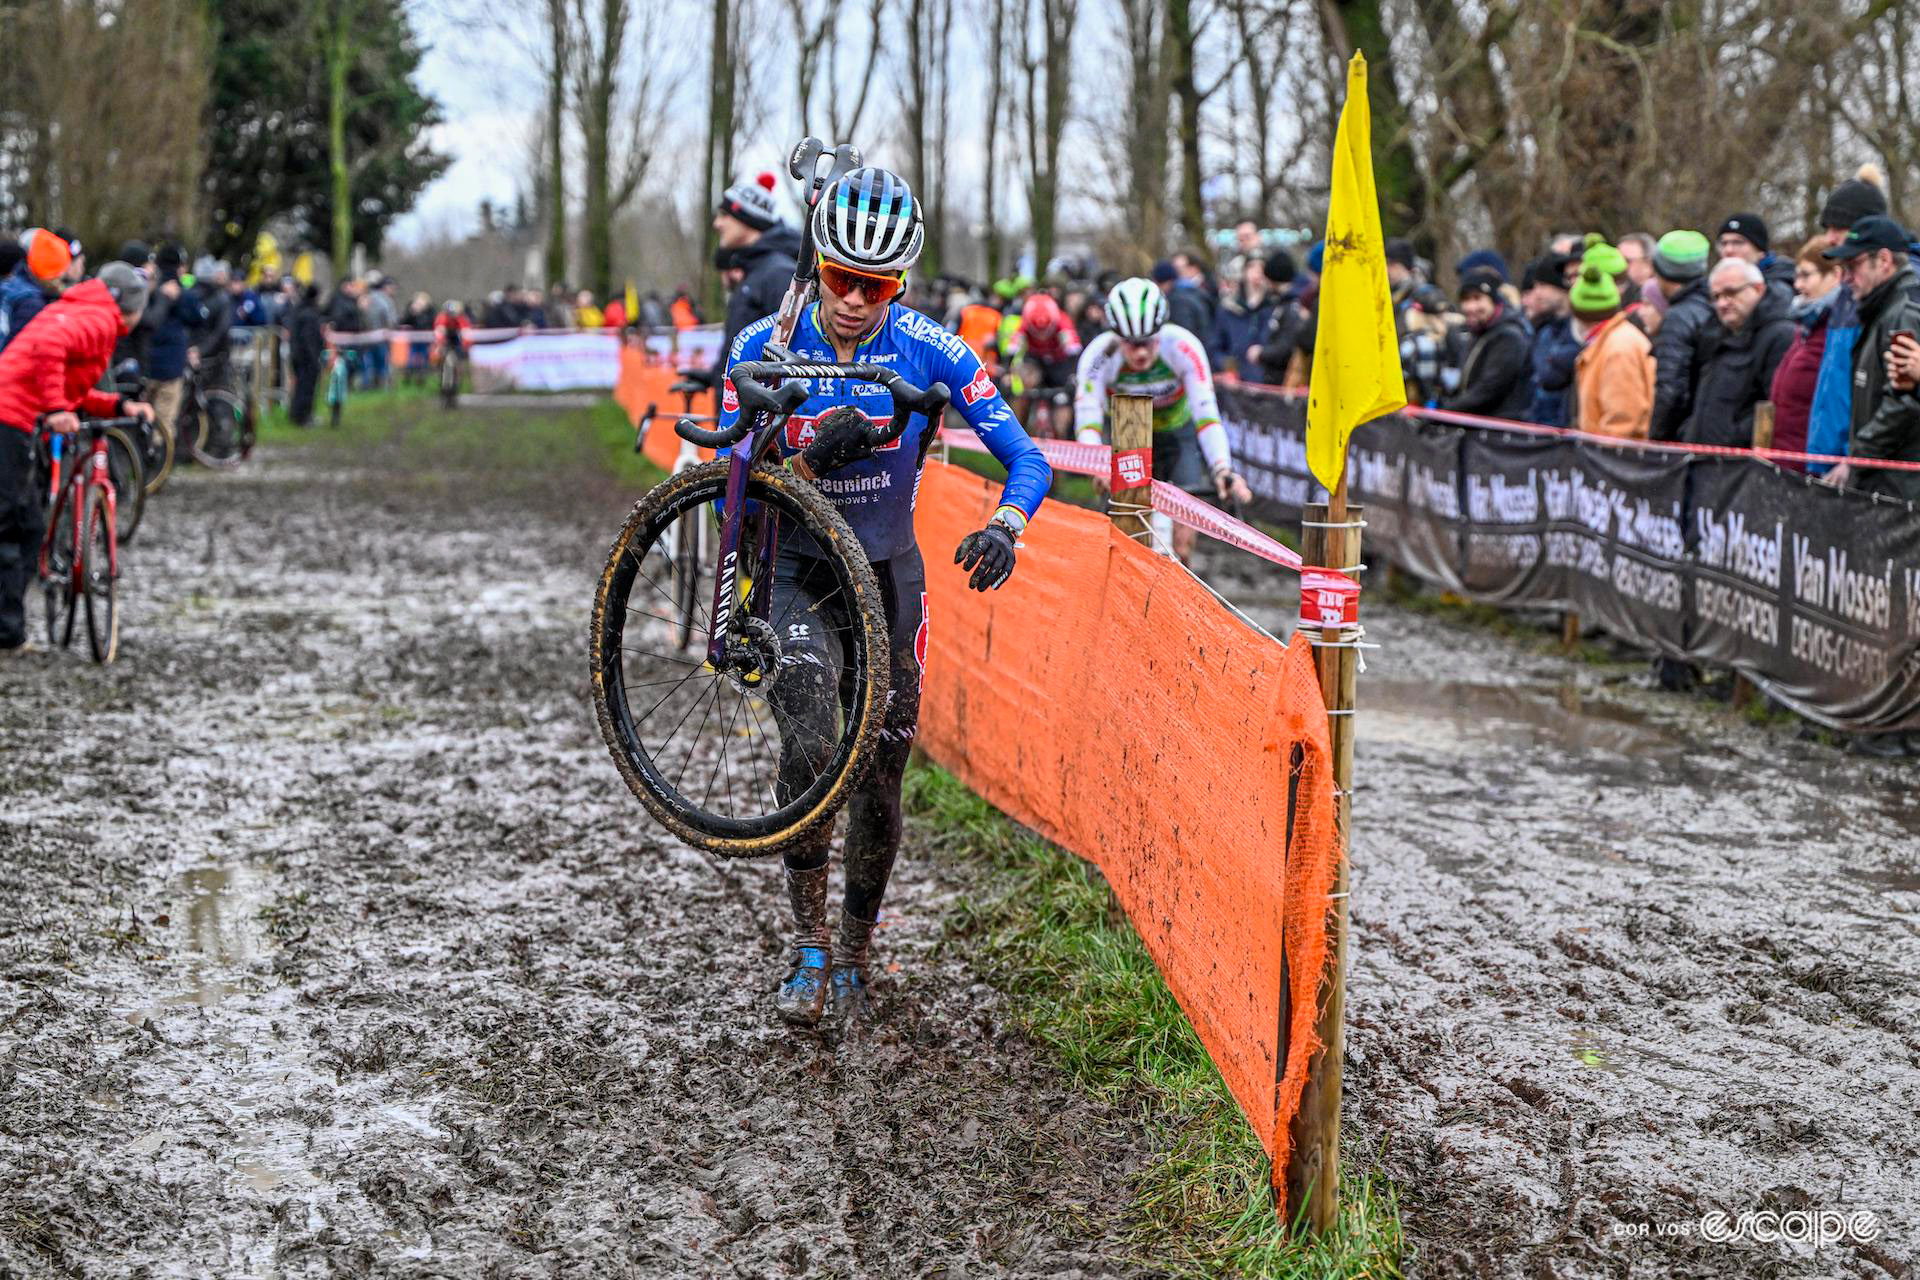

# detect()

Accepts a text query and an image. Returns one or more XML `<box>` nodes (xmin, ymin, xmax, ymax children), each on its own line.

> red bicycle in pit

<box><xmin>38</xmin><ymin>413</ymin><xmax>139</xmax><ymax>663</ymax></box>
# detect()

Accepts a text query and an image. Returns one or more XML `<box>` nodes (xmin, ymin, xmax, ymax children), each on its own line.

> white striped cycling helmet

<box><xmin>1105</xmin><ymin>277</ymin><xmax>1167</xmax><ymax>341</ymax></box>
<box><xmin>813</xmin><ymin>167</ymin><xmax>924</xmax><ymax>273</ymax></box>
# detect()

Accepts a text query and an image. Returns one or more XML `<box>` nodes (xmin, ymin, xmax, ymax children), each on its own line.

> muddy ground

<box><xmin>3</xmin><ymin>400</ymin><xmax>1916</xmax><ymax>1278</ymax></box>
<box><xmin>1219</xmin><ymin>560</ymin><xmax>1920</xmax><ymax>1279</ymax></box>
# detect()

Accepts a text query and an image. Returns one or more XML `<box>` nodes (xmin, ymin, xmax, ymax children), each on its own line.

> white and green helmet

<box><xmin>812</xmin><ymin>167</ymin><xmax>924</xmax><ymax>273</ymax></box>
<box><xmin>1105</xmin><ymin>277</ymin><xmax>1167</xmax><ymax>341</ymax></box>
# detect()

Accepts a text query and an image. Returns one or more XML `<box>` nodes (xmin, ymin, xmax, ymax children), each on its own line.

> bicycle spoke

<box><xmin>631</xmin><ymin>663</ymin><xmax>712</xmax><ymax>725</ymax></box>
<box><xmin>675</xmin><ymin>683</ymin><xmax>722</xmax><ymax>795</ymax></box>
<box><xmin>647</xmin><ymin>672</ymin><xmax>720</xmax><ymax>771</ymax></box>
<box><xmin>702</xmin><ymin>689</ymin><xmax>748</xmax><ymax>814</ymax></box>
<box><xmin>620</xmin><ymin>646</ymin><xmax>713</xmax><ymax>672</ymax></box>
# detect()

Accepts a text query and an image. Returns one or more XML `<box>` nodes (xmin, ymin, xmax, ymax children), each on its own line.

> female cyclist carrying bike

<box><xmin>716</xmin><ymin>166</ymin><xmax>1052</xmax><ymax>1026</ymax></box>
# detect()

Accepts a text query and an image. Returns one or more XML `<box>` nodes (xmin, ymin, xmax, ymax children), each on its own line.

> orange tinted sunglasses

<box><xmin>817</xmin><ymin>257</ymin><xmax>905</xmax><ymax>304</ymax></box>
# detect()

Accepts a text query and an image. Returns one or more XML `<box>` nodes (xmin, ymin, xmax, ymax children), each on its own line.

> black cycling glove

<box><xmin>955</xmin><ymin>523</ymin><xmax>1017</xmax><ymax>591</ymax></box>
<box><xmin>799</xmin><ymin>405</ymin><xmax>877</xmax><ymax>476</ymax></box>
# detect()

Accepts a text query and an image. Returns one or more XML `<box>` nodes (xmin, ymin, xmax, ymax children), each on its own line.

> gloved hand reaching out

<box><xmin>954</xmin><ymin>523</ymin><xmax>1017</xmax><ymax>591</ymax></box>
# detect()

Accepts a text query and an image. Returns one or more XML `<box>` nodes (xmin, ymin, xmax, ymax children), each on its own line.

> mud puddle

<box><xmin>1207</xmin><ymin>549</ymin><xmax>1920</xmax><ymax>1277</ymax></box>
<box><xmin>1</xmin><ymin>410</ymin><xmax>1150</xmax><ymax>1279</ymax></box>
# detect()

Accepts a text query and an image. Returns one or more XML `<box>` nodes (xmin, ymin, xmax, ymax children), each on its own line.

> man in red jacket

<box><xmin>0</xmin><ymin>261</ymin><xmax>152</xmax><ymax>653</ymax></box>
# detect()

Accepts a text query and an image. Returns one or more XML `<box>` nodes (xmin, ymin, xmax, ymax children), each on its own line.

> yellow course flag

<box><xmin>1306</xmin><ymin>52</ymin><xmax>1407</xmax><ymax>495</ymax></box>
<box><xmin>625</xmin><ymin>279</ymin><xmax>640</xmax><ymax>323</ymax></box>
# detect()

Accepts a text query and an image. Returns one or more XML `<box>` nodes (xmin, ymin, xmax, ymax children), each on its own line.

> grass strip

<box><xmin>905</xmin><ymin>760</ymin><xmax>1404</xmax><ymax>1279</ymax></box>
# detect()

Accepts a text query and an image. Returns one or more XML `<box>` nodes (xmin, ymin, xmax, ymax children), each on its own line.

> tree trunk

<box><xmin>983</xmin><ymin>0</ymin><xmax>1006</xmax><ymax>280</ymax></box>
<box><xmin>1121</xmin><ymin>0</ymin><xmax>1169</xmax><ymax>259</ymax></box>
<box><xmin>1166</xmin><ymin>0</ymin><xmax>1204</xmax><ymax>245</ymax></box>
<box><xmin>702</xmin><ymin>0</ymin><xmax>733</xmax><ymax>313</ymax></box>
<box><xmin>546</xmin><ymin>0</ymin><xmax>568</xmax><ymax>287</ymax></box>
<box><xmin>1022</xmin><ymin>0</ymin><xmax>1076</xmax><ymax>276</ymax></box>
<box><xmin>327</xmin><ymin>8</ymin><xmax>353</xmax><ymax>273</ymax></box>
<box><xmin>904</xmin><ymin>0</ymin><xmax>954</xmax><ymax>280</ymax></box>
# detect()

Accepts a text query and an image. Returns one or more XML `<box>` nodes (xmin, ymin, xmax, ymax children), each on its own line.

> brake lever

<box><xmin>788</xmin><ymin>137</ymin><xmax>826</xmax><ymax>183</ymax></box>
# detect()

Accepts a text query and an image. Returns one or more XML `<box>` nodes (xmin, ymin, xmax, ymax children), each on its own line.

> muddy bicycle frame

<box><xmin>38</xmin><ymin>414</ymin><xmax>139</xmax><ymax>583</ymax></box>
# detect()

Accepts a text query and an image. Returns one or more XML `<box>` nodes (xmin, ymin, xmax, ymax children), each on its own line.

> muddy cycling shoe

<box><xmin>826</xmin><ymin>909</ymin><xmax>878</xmax><ymax>1023</ymax></box>
<box><xmin>776</xmin><ymin>946</ymin><xmax>832</xmax><ymax>1025</ymax></box>
<box><xmin>827</xmin><ymin>964</ymin><xmax>869</xmax><ymax>1021</ymax></box>
<box><xmin>776</xmin><ymin>864</ymin><xmax>832</xmax><ymax>1025</ymax></box>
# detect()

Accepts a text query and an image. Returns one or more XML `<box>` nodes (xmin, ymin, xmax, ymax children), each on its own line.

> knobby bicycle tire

<box><xmin>591</xmin><ymin>459</ymin><xmax>890</xmax><ymax>858</ymax></box>
<box><xmin>82</xmin><ymin>487</ymin><xmax>118</xmax><ymax>664</ymax></box>
<box><xmin>43</xmin><ymin>491</ymin><xmax>76</xmax><ymax>648</ymax></box>
<box><xmin>141</xmin><ymin>418</ymin><xmax>175</xmax><ymax>497</ymax></box>
<box><xmin>190</xmin><ymin>388</ymin><xmax>249</xmax><ymax>468</ymax></box>
<box><xmin>104</xmin><ymin>427</ymin><xmax>146</xmax><ymax>544</ymax></box>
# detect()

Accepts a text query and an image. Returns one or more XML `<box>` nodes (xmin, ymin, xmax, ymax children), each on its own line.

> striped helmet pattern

<box><xmin>1105</xmin><ymin>277</ymin><xmax>1167</xmax><ymax>341</ymax></box>
<box><xmin>813</xmin><ymin>167</ymin><xmax>924</xmax><ymax>273</ymax></box>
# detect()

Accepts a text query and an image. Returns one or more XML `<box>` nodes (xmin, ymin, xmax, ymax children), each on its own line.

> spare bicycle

<box><xmin>39</xmin><ymin>414</ymin><xmax>142</xmax><ymax>663</ymax></box>
<box><xmin>632</xmin><ymin>378</ymin><xmax>719</xmax><ymax>651</ymax></box>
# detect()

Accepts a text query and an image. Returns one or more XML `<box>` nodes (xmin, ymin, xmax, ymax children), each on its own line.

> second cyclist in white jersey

<box><xmin>1076</xmin><ymin>277</ymin><xmax>1252</xmax><ymax>561</ymax></box>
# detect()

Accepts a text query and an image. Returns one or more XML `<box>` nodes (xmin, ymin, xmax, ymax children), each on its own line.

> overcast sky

<box><xmin>389</xmin><ymin>0</ymin><xmax>1317</xmax><ymax>254</ymax></box>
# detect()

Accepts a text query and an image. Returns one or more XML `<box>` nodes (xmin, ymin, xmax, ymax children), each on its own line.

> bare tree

<box><xmin>570</xmin><ymin>0</ymin><xmax>669</xmax><ymax>298</ymax></box>
<box><xmin>1018</xmin><ymin>0</ymin><xmax>1079</xmax><ymax>275</ymax></box>
<box><xmin>0</xmin><ymin>0</ymin><xmax>210</xmax><ymax>249</ymax></box>
<box><xmin>900</xmin><ymin>0</ymin><xmax>957</xmax><ymax>278</ymax></box>
<box><xmin>786</xmin><ymin>0</ymin><xmax>887</xmax><ymax>141</ymax></box>
<box><xmin>545</xmin><ymin>0</ymin><xmax>570</xmax><ymax>286</ymax></box>
<box><xmin>1111</xmin><ymin>0</ymin><xmax>1171</xmax><ymax>259</ymax></box>
<box><xmin>981</xmin><ymin>0</ymin><xmax>1013</xmax><ymax>279</ymax></box>
<box><xmin>1224</xmin><ymin>0</ymin><xmax>1294</xmax><ymax>224</ymax></box>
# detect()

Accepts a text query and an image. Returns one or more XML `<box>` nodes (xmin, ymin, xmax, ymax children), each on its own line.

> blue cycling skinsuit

<box><xmin>717</xmin><ymin>298</ymin><xmax>1050</xmax><ymax>950</ymax></box>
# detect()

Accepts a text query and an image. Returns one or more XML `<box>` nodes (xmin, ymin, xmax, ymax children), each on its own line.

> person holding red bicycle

<box><xmin>0</xmin><ymin>262</ymin><xmax>152</xmax><ymax>655</ymax></box>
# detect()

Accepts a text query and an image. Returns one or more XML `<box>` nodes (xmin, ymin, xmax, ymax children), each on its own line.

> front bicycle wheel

<box><xmin>43</xmin><ymin>492</ymin><xmax>76</xmax><ymax>648</ymax></box>
<box><xmin>104</xmin><ymin>427</ymin><xmax>146</xmax><ymax>544</ymax></box>
<box><xmin>591</xmin><ymin>459</ymin><xmax>890</xmax><ymax>857</ymax></box>
<box><xmin>82</xmin><ymin>487</ymin><xmax>118</xmax><ymax>664</ymax></box>
<box><xmin>440</xmin><ymin>354</ymin><xmax>460</xmax><ymax>407</ymax></box>
<box><xmin>190</xmin><ymin>388</ymin><xmax>249</xmax><ymax>467</ymax></box>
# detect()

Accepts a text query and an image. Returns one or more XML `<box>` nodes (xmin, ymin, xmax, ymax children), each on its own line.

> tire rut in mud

<box><xmin>1209</xmin><ymin>551</ymin><xmax>1920</xmax><ymax>1279</ymax></box>
<box><xmin>0</xmin><ymin>412</ymin><xmax>1153</xmax><ymax>1278</ymax></box>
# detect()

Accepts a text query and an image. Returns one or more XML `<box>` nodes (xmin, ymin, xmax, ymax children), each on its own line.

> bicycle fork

<box><xmin>705</xmin><ymin>441</ymin><xmax>781</xmax><ymax>670</ymax></box>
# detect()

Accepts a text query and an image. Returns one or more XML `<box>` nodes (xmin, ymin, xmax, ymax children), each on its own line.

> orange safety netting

<box><xmin>912</xmin><ymin>460</ymin><xmax>1340</xmax><ymax>1182</ymax></box>
<box><xmin>614</xmin><ymin>346</ymin><xmax>716</xmax><ymax>473</ymax></box>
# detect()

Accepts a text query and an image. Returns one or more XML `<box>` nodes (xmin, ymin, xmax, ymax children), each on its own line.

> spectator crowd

<box><xmin>882</xmin><ymin>164</ymin><xmax>1920</xmax><ymax>509</ymax></box>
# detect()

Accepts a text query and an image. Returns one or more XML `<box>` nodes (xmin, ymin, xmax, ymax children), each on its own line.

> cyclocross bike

<box><xmin>439</xmin><ymin>336</ymin><xmax>462</xmax><ymax>408</ymax></box>
<box><xmin>178</xmin><ymin>363</ymin><xmax>255</xmax><ymax>468</ymax></box>
<box><xmin>111</xmin><ymin>361</ymin><xmax>174</xmax><ymax>500</ymax></box>
<box><xmin>39</xmin><ymin>414</ymin><xmax>142</xmax><ymax>662</ymax></box>
<box><xmin>591</xmin><ymin>136</ymin><xmax>951</xmax><ymax>859</ymax></box>
<box><xmin>632</xmin><ymin>378</ymin><xmax>720</xmax><ymax>651</ymax></box>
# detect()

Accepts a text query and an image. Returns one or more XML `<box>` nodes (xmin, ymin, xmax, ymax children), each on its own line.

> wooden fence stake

<box><xmin>1732</xmin><ymin>402</ymin><xmax>1775</xmax><ymax>712</ymax></box>
<box><xmin>1108</xmin><ymin>394</ymin><xmax>1154</xmax><ymax>546</ymax></box>
<box><xmin>1287</xmin><ymin>477</ymin><xmax>1360</xmax><ymax>1234</ymax></box>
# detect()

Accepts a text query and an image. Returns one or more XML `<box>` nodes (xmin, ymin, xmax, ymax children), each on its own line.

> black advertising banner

<box><xmin>1220</xmin><ymin>384</ymin><xmax>1920</xmax><ymax>732</ymax></box>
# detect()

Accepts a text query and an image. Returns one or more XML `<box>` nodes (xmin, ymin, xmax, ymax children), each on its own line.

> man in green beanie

<box><xmin>1572</xmin><ymin>261</ymin><xmax>1654</xmax><ymax>438</ymax></box>
<box><xmin>1647</xmin><ymin>229</ymin><xmax>1714</xmax><ymax>440</ymax></box>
